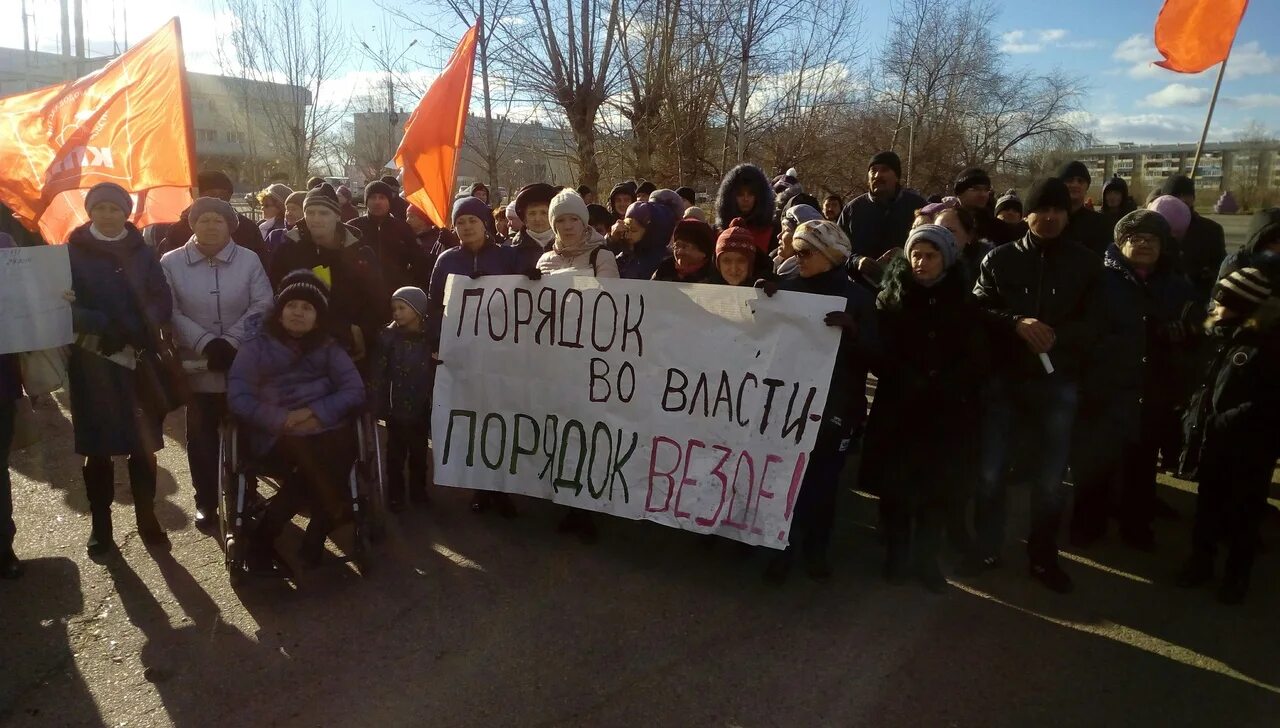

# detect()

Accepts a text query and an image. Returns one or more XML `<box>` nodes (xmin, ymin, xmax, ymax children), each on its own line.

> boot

<box><xmin>1176</xmin><ymin>551</ymin><xmax>1214</xmax><ymax>588</ymax></box>
<box><xmin>83</xmin><ymin>461</ymin><xmax>117</xmax><ymax>558</ymax></box>
<box><xmin>87</xmin><ymin>509</ymin><xmax>116</xmax><ymax>558</ymax></box>
<box><xmin>128</xmin><ymin>455</ymin><xmax>169</xmax><ymax>548</ymax></box>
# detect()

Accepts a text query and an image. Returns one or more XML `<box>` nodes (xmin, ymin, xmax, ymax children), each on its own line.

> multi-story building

<box><xmin>1074</xmin><ymin>141</ymin><xmax>1279</xmax><ymax>198</ymax></box>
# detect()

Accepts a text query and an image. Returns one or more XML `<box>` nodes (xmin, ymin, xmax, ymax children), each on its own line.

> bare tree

<box><xmin>614</xmin><ymin>0</ymin><xmax>680</xmax><ymax>180</ymax></box>
<box><xmin>218</xmin><ymin>0</ymin><xmax>350</xmax><ymax>183</ymax></box>
<box><xmin>509</xmin><ymin>0</ymin><xmax>630</xmax><ymax>189</ymax></box>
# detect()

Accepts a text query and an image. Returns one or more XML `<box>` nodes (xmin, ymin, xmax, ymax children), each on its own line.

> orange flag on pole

<box><xmin>0</xmin><ymin>18</ymin><xmax>195</xmax><ymax>244</ymax></box>
<box><xmin>1154</xmin><ymin>0</ymin><xmax>1249</xmax><ymax>73</ymax></box>
<box><xmin>395</xmin><ymin>24</ymin><xmax>479</xmax><ymax>228</ymax></box>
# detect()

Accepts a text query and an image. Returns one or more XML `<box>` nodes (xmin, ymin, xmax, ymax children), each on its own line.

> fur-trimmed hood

<box><xmin>715</xmin><ymin>163</ymin><xmax>776</xmax><ymax>230</ymax></box>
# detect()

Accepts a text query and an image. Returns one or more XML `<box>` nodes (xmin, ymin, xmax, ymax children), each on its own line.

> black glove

<box><xmin>203</xmin><ymin>338</ymin><xmax>238</xmax><ymax>372</ymax></box>
<box><xmin>98</xmin><ymin>328</ymin><xmax>126</xmax><ymax>356</ymax></box>
<box><xmin>754</xmin><ymin>279</ymin><xmax>779</xmax><ymax>297</ymax></box>
<box><xmin>468</xmin><ymin>270</ymin><xmax>488</xmax><ymax>280</ymax></box>
<box><xmin>524</xmin><ymin>268</ymin><xmax>543</xmax><ymax>281</ymax></box>
<box><xmin>824</xmin><ymin>310</ymin><xmax>859</xmax><ymax>335</ymax></box>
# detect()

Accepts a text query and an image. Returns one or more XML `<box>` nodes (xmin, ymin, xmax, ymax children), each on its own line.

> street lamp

<box><xmin>360</xmin><ymin>38</ymin><xmax>418</xmax><ymax>166</ymax></box>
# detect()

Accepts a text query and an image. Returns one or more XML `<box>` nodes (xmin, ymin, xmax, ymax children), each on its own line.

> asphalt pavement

<box><xmin>2</xmin><ymin>389</ymin><xmax>1278</xmax><ymax>727</ymax></box>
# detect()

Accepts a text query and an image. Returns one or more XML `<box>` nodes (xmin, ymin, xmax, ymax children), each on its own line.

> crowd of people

<box><xmin>1</xmin><ymin>154</ymin><xmax>1277</xmax><ymax>605</ymax></box>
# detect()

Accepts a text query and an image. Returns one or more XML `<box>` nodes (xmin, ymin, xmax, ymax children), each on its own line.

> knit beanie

<box><xmin>392</xmin><ymin>286</ymin><xmax>428</xmax><ymax>320</ymax></box>
<box><xmin>285</xmin><ymin>190</ymin><xmax>307</xmax><ymax>207</ymax></box>
<box><xmin>84</xmin><ymin>182</ymin><xmax>133</xmax><ymax>216</ymax></box>
<box><xmin>869</xmin><ymin>150</ymin><xmax>902</xmax><ymax>178</ymax></box>
<box><xmin>1213</xmin><ymin>267</ymin><xmax>1271</xmax><ymax>317</ymax></box>
<box><xmin>675</xmin><ymin>186</ymin><xmax>697</xmax><ymax>206</ymax></box>
<box><xmin>994</xmin><ymin>189</ymin><xmax>1022</xmax><ymax>215</ymax></box>
<box><xmin>1160</xmin><ymin>174</ymin><xmax>1196</xmax><ymax>200</ymax></box>
<box><xmin>587</xmin><ymin>204</ymin><xmax>613</xmax><ymax>230</ymax></box>
<box><xmin>674</xmin><ymin>218</ymin><xmax>716</xmax><ymax>258</ymax></box>
<box><xmin>782</xmin><ymin>203</ymin><xmax>822</xmax><ymax>231</ymax></box>
<box><xmin>1056</xmin><ymin>160</ymin><xmax>1092</xmax><ymax>185</ymax></box>
<box><xmin>505</xmin><ymin>201</ymin><xmax>521</xmax><ymax>226</ymax></box>
<box><xmin>276</xmin><ymin>269</ymin><xmax>330</xmax><ymax>317</ymax></box>
<box><xmin>197</xmin><ymin>170</ymin><xmax>234</xmax><ymax>194</ymax></box>
<box><xmin>189</xmin><ymin>196</ymin><xmax>238</xmax><ymax>229</ymax></box>
<box><xmin>379</xmin><ymin>175</ymin><xmax>401</xmax><ymax>189</ymax></box>
<box><xmin>452</xmin><ymin>195</ymin><xmax>491</xmax><ymax>225</ymax></box>
<box><xmin>624</xmin><ymin>201</ymin><xmax>654</xmax><ymax>228</ymax></box>
<box><xmin>306</xmin><ymin>176</ymin><xmax>326</xmax><ymax>190</ymax></box>
<box><xmin>683</xmin><ymin>206</ymin><xmax>708</xmax><ymax>222</ymax></box>
<box><xmin>953</xmin><ymin>167</ymin><xmax>991</xmax><ymax>196</ymax></box>
<box><xmin>905</xmin><ymin>224</ymin><xmax>959</xmax><ymax>270</ymax></box>
<box><xmin>304</xmin><ymin>183</ymin><xmax>342</xmax><ymax>215</ymax></box>
<box><xmin>263</xmin><ymin>183</ymin><xmax>293</xmax><ymax>208</ymax></box>
<box><xmin>364</xmin><ymin>180</ymin><xmax>396</xmax><ymax>204</ymax></box>
<box><xmin>792</xmin><ymin>219</ymin><xmax>852</xmax><ymax>265</ymax></box>
<box><xmin>548</xmin><ymin>188</ymin><xmax>590</xmax><ymax>224</ymax></box>
<box><xmin>1146</xmin><ymin>195</ymin><xmax>1192</xmax><ymax>240</ymax></box>
<box><xmin>635</xmin><ymin>180</ymin><xmax>657</xmax><ymax>198</ymax></box>
<box><xmin>514</xmin><ymin>183</ymin><xmax>558</xmax><ymax>221</ymax></box>
<box><xmin>1024</xmin><ymin>178</ymin><xmax>1071</xmax><ymax>213</ymax></box>
<box><xmin>1114</xmin><ymin>209</ymin><xmax>1171</xmax><ymax>248</ymax></box>
<box><xmin>336</xmin><ymin>185</ymin><xmax>353</xmax><ymax>202</ymax></box>
<box><xmin>649</xmin><ymin>189</ymin><xmax>686</xmax><ymax>217</ymax></box>
<box><xmin>716</xmin><ymin>218</ymin><xmax>758</xmax><ymax>261</ymax></box>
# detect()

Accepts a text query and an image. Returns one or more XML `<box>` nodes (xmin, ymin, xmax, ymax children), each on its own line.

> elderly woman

<box><xmin>263</xmin><ymin>190</ymin><xmax>307</xmax><ymax>267</ymax></box>
<box><xmin>66</xmin><ymin>182</ymin><xmax>174</xmax><ymax>557</ymax></box>
<box><xmin>428</xmin><ymin>195</ymin><xmax>523</xmax><ymax>517</ymax></box>
<box><xmin>269</xmin><ymin>184</ymin><xmax>386</xmax><ymax>365</ymax></box>
<box><xmin>773</xmin><ymin>202</ymin><xmax>823</xmax><ymax>280</ymax></box>
<box><xmin>160</xmin><ymin>197</ymin><xmax>273</xmax><ymax>531</ymax></box>
<box><xmin>507</xmin><ymin>183</ymin><xmax>558</xmax><ymax>270</ymax></box>
<box><xmin>1070</xmin><ymin>210</ymin><xmax>1198</xmax><ymax>551</ymax></box>
<box><xmin>860</xmin><ymin>225</ymin><xmax>989</xmax><ymax>592</ymax></box>
<box><xmin>759</xmin><ymin>220</ymin><xmax>880</xmax><ymax>583</ymax></box>
<box><xmin>652</xmin><ymin>219</ymin><xmax>716</xmax><ymax>283</ymax></box>
<box><xmin>228</xmin><ymin>271</ymin><xmax>365</xmax><ymax>573</ymax></box>
<box><xmin>258</xmin><ymin>183</ymin><xmax>294</xmax><ymax>239</ymax></box>
<box><xmin>536</xmin><ymin>189</ymin><xmax>619</xmax><ymax>278</ymax></box>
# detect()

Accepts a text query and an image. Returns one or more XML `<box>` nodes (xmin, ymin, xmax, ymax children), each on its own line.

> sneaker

<box><xmin>956</xmin><ymin>553</ymin><xmax>1002</xmax><ymax>577</ymax></box>
<box><xmin>194</xmin><ymin>508</ymin><xmax>219</xmax><ymax>533</ymax></box>
<box><xmin>1029</xmin><ymin>562</ymin><xmax>1074</xmax><ymax>594</ymax></box>
<box><xmin>1176</xmin><ymin>553</ymin><xmax>1214</xmax><ymax>588</ymax></box>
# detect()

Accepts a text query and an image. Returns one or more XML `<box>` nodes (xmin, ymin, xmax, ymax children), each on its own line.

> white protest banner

<box><xmin>432</xmin><ymin>274</ymin><xmax>843</xmax><ymax>549</ymax></box>
<box><xmin>0</xmin><ymin>245</ymin><xmax>73</xmax><ymax>355</ymax></box>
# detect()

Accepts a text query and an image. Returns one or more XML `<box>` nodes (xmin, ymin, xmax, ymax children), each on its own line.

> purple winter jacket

<box><xmin>426</xmin><ymin>241</ymin><xmax>518</xmax><ymax>347</ymax></box>
<box><xmin>227</xmin><ymin>330</ymin><xmax>366</xmax><ymax>458</ymax></box>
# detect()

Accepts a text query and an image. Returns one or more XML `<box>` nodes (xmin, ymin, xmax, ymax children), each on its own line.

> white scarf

<box><xmin>89</xmin><ymin>224</ymin><xmax>128</xmax><ymax>241</ymax></box>
<box><xmin>526</xmin><ymin>226</ymin><xmax>555</xmax><ymax>247</ymax></box>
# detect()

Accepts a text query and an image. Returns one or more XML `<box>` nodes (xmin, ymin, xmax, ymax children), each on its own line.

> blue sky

<box><xmin>3</xmin><ymin>0</ymin><xmax>1277</xmax><ymax>145</ymax></box>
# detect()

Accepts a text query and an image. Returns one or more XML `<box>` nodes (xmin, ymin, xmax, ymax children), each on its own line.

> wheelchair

<box><xmin>216</xmin><ymin>412</ymin><xmax>387</xmax><ymax>583</ymax></box>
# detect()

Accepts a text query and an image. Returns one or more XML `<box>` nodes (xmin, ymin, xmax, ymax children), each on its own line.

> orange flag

<box><xmin>1154</xmin><ymin>0</ymin><xmax>1249</xmax><ymax>73</ymax></box>
<box><xmin>395</xmin><ymin>25</ymin><xmax>479</xmax><ymax>228</ymax></box>
<box><xmin>0</xmin><ymin>19</ymin><xmax>195</xmax><ymax>244</ymax></box>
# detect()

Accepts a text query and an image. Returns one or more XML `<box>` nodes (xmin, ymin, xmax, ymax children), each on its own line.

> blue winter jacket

<box><xmin>227</xmin><ymin>330</ymin><xmax>366</xmax><ymax>458</ymax></box>
<box><xmin>426</xmin><ymin>241</ymin><xmax>519</xmax><ymax>347</ymax></box>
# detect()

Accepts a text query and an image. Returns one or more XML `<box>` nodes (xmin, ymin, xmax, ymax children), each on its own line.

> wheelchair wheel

<box><xmin>218</xmin><ymin>425</ymin><xmax>247</xmax><ymax>583</ymax></box>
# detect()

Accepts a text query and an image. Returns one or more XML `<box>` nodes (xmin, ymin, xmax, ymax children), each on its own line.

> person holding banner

<box><xmin>428</xmin><ymin>195</ymin><xmax>522</xmax><ymax>518</ymax></box>
<box><xmin>66</xmin><ymin>183</ymin><xmax>175</xmax><ymax>558</ymax></box>
<box><xmin>613</xmin><ymin>202</ymin><xmax>674</xmax><ymax>281</ymax></box>
<box><xmin>652</xmin><ymin>219</ymin><xmax>716</xmax><ymax>284</ymax></box>
<box><xmin>759</xmin><ymin>219</ymin><xmax>880</xmax><ymax>582</ymax></box>
<box><xmin>535</xmin><ymin>189</ymin><xmax>619</xmax><ymax>279</ymax></box>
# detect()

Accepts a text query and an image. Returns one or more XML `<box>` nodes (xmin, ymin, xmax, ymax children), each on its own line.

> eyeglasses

<box><xmin>794</xmin><ymin>248</ymin><xmax>816</xmax><ymax>259</ymax></box>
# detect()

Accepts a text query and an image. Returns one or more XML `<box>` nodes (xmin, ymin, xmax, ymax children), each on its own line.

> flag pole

<box><xmin>1189</xmin><ymin>48</ymin><xmax>1231</xmax><ymax>179</ymax></box>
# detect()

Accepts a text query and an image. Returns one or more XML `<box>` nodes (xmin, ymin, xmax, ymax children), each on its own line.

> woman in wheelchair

<box><xmin>227</xmin><ymin>270</ymin><xmax>365</xmax><ymax>573</ymax></box>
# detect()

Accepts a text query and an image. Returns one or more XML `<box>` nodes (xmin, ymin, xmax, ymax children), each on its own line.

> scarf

<box><xmin>90</xmin><ymin>224</ymin><xmax>128</xmax><ymax>242</ymax></box>
<box><xmin>553</xmin><ymin>229</ymin><xmax>606</xmax><ymax>261</ymax></box>
<box><xmin>526</xmin><ymin>226</ymin><xmax>555</xmax><ymax>247</ymax></box>
<box><xmin>674</xmin><ymin>258</ymin><xmax>705</xmax><ymax>279</ymax></box>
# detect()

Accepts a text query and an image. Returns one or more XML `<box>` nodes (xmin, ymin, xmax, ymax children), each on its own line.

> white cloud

<box><xmin>1000</xmin><ymin>28</ymin><xmax>1085</xmax><ymax>54</ymax></box>
<box><xmin>1225</xmin><ymin>93</ymin><xmax>1280</xmax><ymax>109</ymax></box>
<box><xmin>1225</xmin><ymin>41</ymin><xmax>1278</xmax><ymax>80</ymax></box>
<box><xmin>1115</xmin><ymin>34</ymin><xmax>1273</xmax><ymax>81</ymax></box>
<box><xmin>1073</xmin><ymin>111</ymin><xmax>1202</xmax><ymax>144</ymax></box>
<box><xmin>1113</xmin><ymin>34</ymin><xmax>1151</xmax><ymax>63</ymax></box>
<box><xmin>1143</xmin><ymin>83</ymin><xmax>1210</xmax><ymax>108</ymax></box>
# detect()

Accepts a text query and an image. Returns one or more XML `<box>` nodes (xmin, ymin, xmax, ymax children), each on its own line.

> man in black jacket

<box><xmin>837</xmin><ymin>151</ymin><xmax>925</xmax><ymax>286</ymax></box>
<box><xmin>1160</xmin><ymin>174</ymin><xmax>1227</xmax><ymax>300</ymax></box>
<box><xmin>160</xmin><ymin>171</ymin><xmax>265</xmax><ymax>259</ymax></box>
<box><xmin>967</xmin><ymin>177</ymin><xmax>1104</xmax><ymax>593</ymax></box>
<box><xmin>349</xmin><ymin>180</ymin><xmax>424</xmax><ymax>292</ymax></box>
<box><xmin>1058</xmin><ymin>160</ymin><xmax>1111</xmax><ymax>255</ymax></box>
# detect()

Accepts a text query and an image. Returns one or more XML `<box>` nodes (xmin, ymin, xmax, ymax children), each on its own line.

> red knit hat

<box><xmin>716</xmin><ymin>217</ymin><xmax>757</xmax><ymax>259</ymax></box>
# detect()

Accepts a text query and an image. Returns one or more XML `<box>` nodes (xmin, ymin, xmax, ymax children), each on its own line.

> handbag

<box><xmin>18</xmin><ymin>346</ymin><xmax>70</xmax><ymax>395</ymax></box>
<box><xmin>133</xmin><ymin>331</ymin><xmax>190</xmax><ymax>414</ymax></box>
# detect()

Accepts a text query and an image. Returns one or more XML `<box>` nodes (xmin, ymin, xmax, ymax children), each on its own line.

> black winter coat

<box><xmin>973</xmin><ymin>232</ymin><xmax>1103</xmax><ymax>381</ymax></box>
<box><xmin>66</xmin><ymin>224</ymin><xmax>173</xmax><ymax>456</ymax></box>
<box><xmin>860</xmin><ymin>262</ymin><xmax>988</xmax><ymax>500</ymax></box>
<box><xmin>1180</xmin><ymin>213</ymin><xmax>1227</xmax><ymax>299</ymax></box>
<box><xmin>778</xmin><ymin>267</ymin><xmax>880</xmax><ymax>448</ymax></box>
<box><xmin>1073</xmin><ymin>245</ymin><xmax>1199</xmax><ymax>480</ymax></box>
<box><xmin>1181</xmin><ymin>319</ymin><xmax>1280</xmax><ymax>480</ymax></box>
<box><xmin>836</xmin><ymin>187</ymin><xmax>926</xmax><ymax>264</ymax></box>
<box><xmin>268</xmin><ymin>222</ymin><xmax>387</xmax><ymax>361</ymax></box>
<box><xmin>1064</xmin><ymin>206</ymin><xmax>1111</xmax><ymax>256</ymax></box>
<box><xmin>349</xmin><ymin>213</ymin><xmax>426</xmax><ymax>292</ymax></box>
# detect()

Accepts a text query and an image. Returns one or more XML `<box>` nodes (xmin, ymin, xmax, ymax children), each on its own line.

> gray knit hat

<box><xmin>782</xmin><ymin>203</ymin><xmax>822</xmax><ymax>231</ymax></box>
<box><xmin>84</xmin><ymin>182</ymin><xmax>133</xmax><ymax>216</ymax></box>
<box><xmin>905</xmin><ymin>224</ymin><xmax>959</xmax><ymax>269</ymax></box>
<box><xmin>1113</xmin><ymin>209</ymin><xmax>1171</xmax><ymax>248</ymax></box>
<box><xmin>189</xmin><ymin>196</ymin><xmax>238</xmax><ymax>229</ymax></box>
<box><xmin>392</xmin><ymin>286</ymin><xmax>428</xmax><ymax>320</ymax></box>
